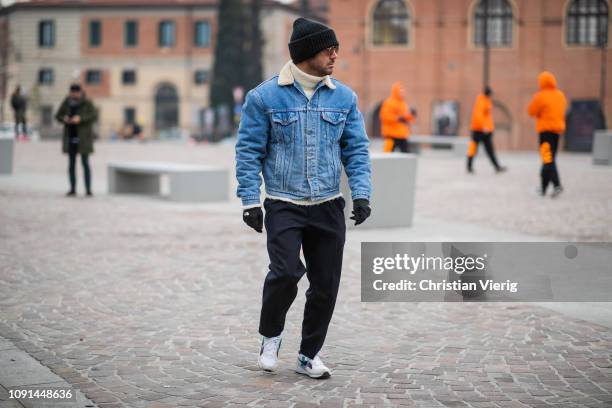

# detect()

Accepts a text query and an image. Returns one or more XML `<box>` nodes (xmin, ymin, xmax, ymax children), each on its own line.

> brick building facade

<box><xmin>329</xmin><ymin>0</ymin><xmax>611</xmax><ymax>150</ymax></box>
<box><xmin>0</xmin><ymin>0</ymin><xmax>303</xmax><ymax>139</ymax></box>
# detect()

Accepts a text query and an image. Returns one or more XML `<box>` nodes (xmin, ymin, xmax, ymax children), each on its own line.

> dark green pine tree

<box><xmin>210</xmin><ymin>0</ymin><xmax>244</xmax><ymax>113</ymax></box>
<box><xmin>241</xmin><ymin>0</ymin><xmax>263</xmax><ymax>93</ymax></box>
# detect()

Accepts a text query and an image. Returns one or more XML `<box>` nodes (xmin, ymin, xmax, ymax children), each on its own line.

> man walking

<box><xmin>235</xmin><ymin>17</ymin><xmax>372</xmax><ymax>379</ymax></box>
<box><xmin>528</xmin><ymin>71</ymin><xmax>567</xmax><ymax>198</ymax></box>
<box><xmin>467</xmin><ymin>87</ymin><xmax>506</xmax><ymax>173</ymax></box>
<box><xmin>379</xmin><ymin>82</ymin><xmax>416</xmax><ymax>153</ymax></box>
<box><xmin>55</xmin><ymin>84</ymin><xmax>98</xmax><ymax>197</ymax></box>
<box><xmin>10</xmin><ymin>86</ymin><xmax>27</xmax><ymax>140</ymax></box>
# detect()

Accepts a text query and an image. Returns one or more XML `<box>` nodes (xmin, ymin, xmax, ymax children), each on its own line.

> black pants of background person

<box><xmin>259</xmin><ymin>197</ymin><xmax>346</xmax><ymax>360</ymax></box>
<box><xmin>68</xmin><ymin>143</ymin><xmax>91</xmax><ymax>194</ymax></box>
<box><xmin>539</xmin><ymin>132</ymin><xmax>561</xmax><ymax>193</ymax></box>
<box><xmin>385</xmin><ymin>138</ymin><xmax>410</xmax><ymax>153</ymax></box>
<box><xmin>14</xmin><ymin>113</ymin><xmax>27</xmax><ymax>136</ymax></box>
<box><xmin>467</xmin><ymin>131</ymin><xmax>502</xmax><ymax>172</ymax></box>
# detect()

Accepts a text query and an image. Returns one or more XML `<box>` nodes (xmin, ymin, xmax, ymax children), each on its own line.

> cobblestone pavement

<box><xmin>0</xmin><ymin>141</ymin><xmax>611</xmax><ymax>408</ymax></box>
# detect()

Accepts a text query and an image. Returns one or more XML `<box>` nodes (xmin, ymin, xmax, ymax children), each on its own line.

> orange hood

<box><xmin>538</xmin><ymin>71</ymin><xmax>557</xmax><ymax>90</ymax></box>
<box><xmin>391</xmin><ymin>82</ymin><xmax>404</xmax><ymax>100</ymax></box>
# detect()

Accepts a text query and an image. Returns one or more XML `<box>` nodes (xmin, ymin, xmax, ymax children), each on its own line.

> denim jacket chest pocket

<box><xmin>271</xmin><ymin>111</ymin><xmax>298</xmax><ymax>144</ymax></box>
<box><xmin>321</xmin><ymin>111</ymin><xmax>347</xmax><ymax>143</ymax></box>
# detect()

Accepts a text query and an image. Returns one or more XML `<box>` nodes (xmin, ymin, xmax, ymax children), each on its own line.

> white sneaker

<box><xmin>295</xmin><ymin>353</ymin><xmax>331</xmax><ymax>379</ymax></box>
<box><xmin>258</xmin><ymin>336</ymin><xmax>281</xmax><ymax>372</ymax></box>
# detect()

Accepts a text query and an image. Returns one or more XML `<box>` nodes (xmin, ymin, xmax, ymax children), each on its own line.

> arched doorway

<box><xmin>154</xmin><ymin>83</ymin><xmax>179</xmax><ymax>131</ymax></box>
<box><xmin>369</xmin><ymin>102</ymin><xmax>383</xmax><ymax>138</ymax></box>
<box><xmin>492</xmin><ymin>100</ymin><xmax>512</xmax><ymax>149</ymax></box>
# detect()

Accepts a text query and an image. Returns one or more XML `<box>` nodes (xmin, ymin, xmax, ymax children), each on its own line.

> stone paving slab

<box><xmin>0</xmin><ymin>385</ymin><xmax>21</xmax><ymax>408</ymax></box>
<box><xmin>0</xmin><ymin>335</ymin><xmax>96</xmax><ymax>408</ymax></box>
<box><xmin>1</xmin><ymin>350</ymin><xmax>65</xmax><ymax>388</ymax></box>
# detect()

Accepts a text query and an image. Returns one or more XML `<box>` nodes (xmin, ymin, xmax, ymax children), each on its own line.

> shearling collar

<box><xmin>277</xmin><ymin>60</ymin><xmax>336</xmax><ymax>90</ymax></box>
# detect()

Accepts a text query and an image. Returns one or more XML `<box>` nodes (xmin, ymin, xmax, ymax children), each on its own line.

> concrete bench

<box><xmin>0</xmin><ymin>137</ymin><xmax>14</xmax><ymax>175</ymax></box>
<box><xmin>341</xmin><ymin>152</ymin><xmax>417</xmax><ymax>229</ymax></box>
<box><xmin>108</xmin><ymin>161</ymin><xmax>229</xmax><ymax>202</ymax></box>
<box><xmin>593</xmin><ymin>130</ymin><xmax>612</xmax><ymax>165</ymax></box>
<box><xmin>408</xmin><ymin>135</ymin><xmax>469</xmax><ymax>156</ymax></box>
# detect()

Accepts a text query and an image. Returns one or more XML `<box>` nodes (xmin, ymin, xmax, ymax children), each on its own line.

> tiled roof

<box><xmin>7</xmin><ymin>0</ymin><xmax>216</xmax><ymax>6</ymax></box>
<box><xmin>2</xmin><ymin>0</ymin><xmax>301</xmax><ymax>9</ymax></box>
<box><xmin>0</xmin><ymin>0</ymin><xmax>323</xmax><ymax>20</ymax></box>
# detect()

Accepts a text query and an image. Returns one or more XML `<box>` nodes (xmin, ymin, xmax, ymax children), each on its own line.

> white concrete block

<box><xmin>593</xmin><ymin>130</ymin><xmax>612</xmax><ymax>165</ymax></box>
<box><xmin>107</xmin><ymin>161</ymin><xmax>229</xmax><ymax>202</ymax></box>
<box><xmin>0</xmin><ymin>138</ymin><xmax>14</xmax><ymax>175</ymax></box>
<box><xmin>341</xmin><ymin>152</ymin><xmax>417</xmax><ymax>229</ymax></box>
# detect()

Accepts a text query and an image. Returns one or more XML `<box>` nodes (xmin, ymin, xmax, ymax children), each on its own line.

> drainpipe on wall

<box><xmin>186</xmin><ymin>5</ymin><xmax>194</xmax><ymax>139</ymax></box>
<box><xmin>482</xmin><ymin>0</ymin><xmax>490</xmax><ymax>89</ymax></box>
<box><xmin>361</xmin><ymin>18</ymin><xmax>369</xmax><ymax>132</ymax></box>
<box><xmin>599</xmin><ymin>31</ymin><xmax>607</xmax><ymax>113</ymax></box>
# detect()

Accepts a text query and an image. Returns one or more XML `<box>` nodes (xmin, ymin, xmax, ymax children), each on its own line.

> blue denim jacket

<box><xmin>235</xmin><ymin>67</ymin><xmax>372</xmax><ymax>206</ymax></box>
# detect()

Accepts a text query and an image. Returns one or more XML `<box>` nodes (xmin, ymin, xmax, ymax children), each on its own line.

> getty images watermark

<box><xmin>361</xmin><ymin>242</ymin><xmax>612</xmax><ymax>302</ymax></box>
<box><xmin>372</xmin><ymin>252</ymin><xmax>517</xmax><ymax>293</ymax></box>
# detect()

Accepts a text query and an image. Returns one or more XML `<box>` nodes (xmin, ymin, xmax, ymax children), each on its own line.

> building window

<box><xmin>38</xmin><ymin>68</ymin><xmax>54</xmax><ymax>85</ymax></box>
<box><xmin>372</xmin><ymin>0</ymin><xmax>410</xmax><ymax>46</ymax></box>
<box><xmin>194</xmin><ymin>70</ymin><xmax>209</xmax><ymax>84</ymax></box>
<box><xmin>473</xmin><ymin>0</ymin><xmax>513</xmax><ymax>47</ymax></box>
<box><xmin>194</xmin><ymin>21</ymin><xmax>210</xmax><ymax>47</ymax></box>
<box><xmin>159</xmin><ymin>20</ymin><xmax>176</xmax><ymax>47</ymax></box>
<box><xmin>86</xmin><ymin>70</ymin><xmax>102</xmax><ymax>85</ymax></box>
<box><xmin>89</xmin><ymin>20</ymin><xmax>102</xmax><ymax>47</ymax></box>
<box><xmin>125</xmin><ymin>20</ymin><xmax>138</xmax><ymax>47</ymax></box>
<box><xmin>567</xmin><ymin>0</ymin><xmax>609</xmax><ymax>46</ymax></box>
<box><xmin>122</xmin><ymin>70</ymin><xmax>137</xmax><ymax>85</ymax></box>
<box><xmin>124</xmin><ymin>107</ymin><xmax>136</xmax><ymax>125</ymax></box>
<box><xmin>40</xmin><ymin>105</ymin><xmax>53</xmax><ymax>127</ymax></box>
<box><xmin>38</xmin><ymin>20</ymin><xmax>55</xmax><ymax>48</ymax></box>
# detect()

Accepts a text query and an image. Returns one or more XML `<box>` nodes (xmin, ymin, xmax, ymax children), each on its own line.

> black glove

<box><xmin>243</xmin><ymin>207</ymin><xmax>263</xmax><ymax>233</ymax></box>
<box><xmin>350</xmin><ymin>199</ymin><xmax>371</xmax><ymax>226</ymax></box>
<box><xmin>398</xmin><ymin>116</ymin><xmax>409</xmax><ymax>123</ymax></box>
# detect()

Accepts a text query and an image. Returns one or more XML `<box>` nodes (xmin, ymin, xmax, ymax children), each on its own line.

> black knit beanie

<box><xmin>288</xmin><ymin>17</ymin><xmax>339</xmax><ymax>64</ymax></box>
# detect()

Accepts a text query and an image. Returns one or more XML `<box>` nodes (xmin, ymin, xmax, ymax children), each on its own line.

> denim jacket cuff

<box><xmin>351</xmin><ymin>192</ymin><xmax>371</xmax><ymax>201</ymax></box>
<box><xmin>241</xmin><ymin>196</ymin><xmax>261</xmax><ymax>207</ymax></box>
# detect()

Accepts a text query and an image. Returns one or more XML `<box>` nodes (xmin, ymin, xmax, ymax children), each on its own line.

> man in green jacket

<box><xmin>55</xmin><ymin>84</ymin><xmax>98</xmax><ymax>197</ymax></box>
<box><xmin>10</xmin><ymin>85</ymin><xmax>28</xmax><ymax>140</ymax></box>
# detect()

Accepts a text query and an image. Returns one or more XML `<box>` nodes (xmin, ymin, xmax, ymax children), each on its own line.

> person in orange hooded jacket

<box><xmin>528</xmin><ymin>71</ymin><xmax>567</xmax><ymax>198</ymax></box>
<box><xmin>379</xmin><ymin>82</ymin><xmax>416</xmax><ymax>153</ymax></box>
<box><xmin>467</xmin><ymin>87</ymin><xmax>506</xmax><ymax>173</ymax></box>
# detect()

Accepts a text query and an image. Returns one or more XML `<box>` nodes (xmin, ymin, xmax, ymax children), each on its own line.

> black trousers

<box><xmin>259</xmin><ymin>197</ymin><xmax>346</xmax><ymax>359</ymax></box>
<box><xmin>384</xmin><ymin>138</ymin><xmax>410</xmax><ymax>153</ymax></box>
<box><xmin>467</xmin><ymin>131</ymin><xmax>501</xmax><ymax>171</ymax></box>
<box><xmin>539</xmin><ymin>132</ymin><xmax>561</xmax><ymax>192</ymax></box>
<box><xmin>68</xmin><ymin>143</ymin><xmax>91</xmax><ymax>193</ymax></box>
<box><xmin>14</xmin><ymin>113</ymin><xmax>27</xmax><ymax>135</ymax></box>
